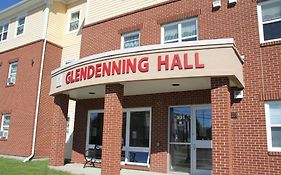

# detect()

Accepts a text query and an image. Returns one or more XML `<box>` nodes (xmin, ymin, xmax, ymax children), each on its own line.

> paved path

<box><xmin>50</xmin><ymin>163</ymin><xmax>175</xmax><ymax>175</ymax></box>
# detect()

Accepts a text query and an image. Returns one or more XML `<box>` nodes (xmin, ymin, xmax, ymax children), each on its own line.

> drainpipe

<box><xmin>23</xmin><ymin>1</ymin><xmax>50</xmax><ymax>163</ymax></box>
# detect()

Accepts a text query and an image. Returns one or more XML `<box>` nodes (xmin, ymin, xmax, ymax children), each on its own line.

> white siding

<box><xmin>0</xmin><ymin>6</ymin><xmax>45</xmax><ymax>53</ymax></box>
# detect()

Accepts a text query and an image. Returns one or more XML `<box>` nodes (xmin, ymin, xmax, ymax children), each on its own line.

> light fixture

<box><xmin>212</xmin><ymin>0</ymin><xmax>221</xmax><ymax>10</ymax></box>
<box><xmin>172</xmin><ymin>83</ymin><xmax>180</xmax><ymax>87</ymax></box>
<box><xmin>89</xmin><ymin>92</ymin><xmax>95</xmax><ymax>95</ymax></box>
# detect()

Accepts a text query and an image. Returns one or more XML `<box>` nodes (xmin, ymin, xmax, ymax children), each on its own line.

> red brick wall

<box><xmin>72</xmin><ymin>90</ymin><xmax>210</xmax><ymax>173</ymax></box>
<box><xmin>35</xmin><ymin>42</ymin><xmax>63</xmax><ymax>158</ymax></box>
<box><xmin>80</xmin><ymin>0</ymin><xmax>281</xmax><ymax>174</ymax></box>
<box><xmin>0</xmin><ymin>41</ymin><xmax>43</xmax><ymax>156</ymax></box>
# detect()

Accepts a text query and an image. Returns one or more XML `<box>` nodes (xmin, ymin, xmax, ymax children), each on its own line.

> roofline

<box><xmin>0</xmin><ymin>0</ymin><xmax>30</xmax><ymax>14</ymax></box>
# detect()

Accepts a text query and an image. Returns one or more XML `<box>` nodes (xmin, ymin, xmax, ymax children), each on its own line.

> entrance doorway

<box><xmin>169</xmin><ymin>105</ymin><xmax>212</xmax><ymax>175</ymax></box>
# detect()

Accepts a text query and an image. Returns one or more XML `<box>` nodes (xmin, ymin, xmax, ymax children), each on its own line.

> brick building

<box><xmin>1</xmin><ymin>0</ymin><xmax>281</xmax><ymax>175</ymax></box>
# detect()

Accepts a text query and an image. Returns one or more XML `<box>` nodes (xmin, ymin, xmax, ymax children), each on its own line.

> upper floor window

<box><xmin>7</xmin><ymin>62</ymin><xmax>18</xmax><ymax>85</ymax></box>
<box><xmin>121</xmin><ymin>31</ymin><xmax>140</xmax><ymax>49</ymax></box>
<box><xmin>0</xmin><ymin>113</ymin><xmax>11</xmax><ymax>139</ymax></box>
<box><xmin>69</xmin><ymin>11</ymin><xmax>80</xmax><ymax>32</ymax></box>
<box><xmin>16</xmin><ymin>16</ymin><xmax>26</xmax><ymax>36</ymax></box>
<box><xmin>258</xmin><ymin>0</ymin><xmax>281</xmax><ymax>42</ymax></box>
<box><xmin>0</xmin><ymin>23</ymin><xmax>9</xmax><ymax>42</ymax></box>
<box><xmin>161</xmin><ymin>18</ymin><xmax>198</xmax><ymax>44</ymax></box>
<box><xmin>265</xmin><ymin>100</ymin><xmax>281</xmax><ymax>151</ymax></box>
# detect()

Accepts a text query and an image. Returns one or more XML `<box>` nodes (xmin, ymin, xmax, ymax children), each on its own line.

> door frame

<box><xmin>167</xmin><ymin>104</ymin><xmax>211</xmax><ymax>175</ymax></box>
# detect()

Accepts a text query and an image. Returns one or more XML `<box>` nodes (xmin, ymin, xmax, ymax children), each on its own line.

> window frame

<box><xmin>86</xmin><ymin>107</ymin><xmax>151</xmax><ymax>166</ymax></box>
<box><xmin>15</xmin><ymin>14</ymin><xmax>26</xmax><ymax>37</ymax></box>
<box><xmin>121</xmin><ymin>31</ymin><xmax>140</xmax><ymax>49</ymax></box>
<box><xmin>0</xmin><ymin>22</ymin><xmax>9</xmax><ymax>42</ymax></box>
<box><xmin>161</xmin><ymin>17</ymin><xmax>198</xmax><ymax>44</ymax></box>
<box><xmin>67</xmin><ymin>9</ymin><xmax>81</xmax><ymax>33</ymax></box>
<box><xmin>7</xmin><ymin>62</ymin><xmax>18</xmax><ymax>85</ymax></box>
<box><xmin>257</xmin><ymin>0</ymin><xmax>281</xmax><ymax>43</ymax></box>
<box><xmin>265</xmin><ymin>100</ymin><xmax>281</xmax><ymax>152</ymax></box>
<box><xmin>1</xmin><ymin>113</ymin><xmax>11</xmax><ymax>139</ymax></box>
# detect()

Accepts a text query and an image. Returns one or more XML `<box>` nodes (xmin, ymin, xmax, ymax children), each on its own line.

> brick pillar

<box><xmin>211</xmin><ymin>77</ymin><xmax>233</xmax><ymax>175</ymax></box>
<box><xmin>49</xmin><ymin>94</ymin><xmax>69</xmax><ymax>166</ymax></box>
<box><xmin>101</xmin><ymin>84</ymin><xmax>124</xmax><ymax>175</ymax></box>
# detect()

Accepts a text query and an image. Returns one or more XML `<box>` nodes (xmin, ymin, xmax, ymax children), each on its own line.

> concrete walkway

<box><xmin>50</xmin><ymin>163</ymin><xmax>173</xmax><ymax>175</ymax></box>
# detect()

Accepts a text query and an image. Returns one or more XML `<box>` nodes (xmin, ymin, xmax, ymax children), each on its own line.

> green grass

<box><xmin>0</xmin><ymin>158</ymin><xmax>73</xmax><ymax>175</ymax></box>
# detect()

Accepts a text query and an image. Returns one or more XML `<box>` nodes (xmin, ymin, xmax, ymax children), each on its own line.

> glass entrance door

<box><xmin>192</xmin><ymin>107</ymin><xmax>212</xmax><ymax>175</ymax></box>
<box><xmin>169</xmin><ymin>105</ymin><xmax>212</xmax><ymax>175</ymax></box>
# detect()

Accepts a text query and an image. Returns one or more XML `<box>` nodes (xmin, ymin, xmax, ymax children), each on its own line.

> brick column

<box><xmin>211</xmin><ymin>77</ymin><xmax>233</xmax><ymax>175</ymax></box>
<box><xmin>101</xmin><ymin>84</ymin><xmax>124</xmax><ymax>175</ymax></box>
<box><xmin>49</xmin><ymin>94</ymin><xmax>69</xmax><ymax>166</ymax></box>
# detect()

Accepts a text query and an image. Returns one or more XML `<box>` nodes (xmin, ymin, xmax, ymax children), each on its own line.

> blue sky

<box><xmin>0</xmin><ymin>0</ymin><xmax>22</xmax><ymax>11</ymax></box>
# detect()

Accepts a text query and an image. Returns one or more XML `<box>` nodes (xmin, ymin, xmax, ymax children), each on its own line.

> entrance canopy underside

<box><xmin>50</xmin><ymin>38</ymin><xmax>244</xmax><ymax>99</ymax></box>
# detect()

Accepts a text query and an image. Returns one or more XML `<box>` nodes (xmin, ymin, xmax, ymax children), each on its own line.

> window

<box><xmin>87</xmin><ymin>108</ymin><xmax>151</xmax><ymax>166</ymax></box>
<box><xmin>69</xmin><ymin>11</ymin><xmax>80</xmax><ymax>32</ymax></box>
<box><xmin>0</xmin><ymin>23</ymin><xmax>9</xmax><ymax>42</ymax></box>
<box><xmin>162</xmin><ymin>18</ymin><xmax>198</xmax><ymax>44</ymax></box>
<box><xmin>0</xmin><ymin>113</ymin><xmax>11</xmax><ymax>139</ymax></box>
<box><xmin>7</xmin><ymin>62</ymin><xmax>18</xmax><ymax>85</ymax></box>
<box><xmin>121</xmin><ymin>31</ymin><xmax>140</xmax><ymax>49</ymax></box>
<box><xmin>16</xmin><ymin>16</ymin><xmax>25</xmax><ymax>36</ymax></box>
<box><xmin>258</xmin><ymin>0</ymin><xmax>281</xmax><ymax>42</ymax></box>
<box><xmin>265</xmin><ymin>101</ymin><xmax>281</xmax><ymax>151</ymax></box>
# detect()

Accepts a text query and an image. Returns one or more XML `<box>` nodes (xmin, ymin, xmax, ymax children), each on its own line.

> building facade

<box><xmin>1</xmin><ymin>0</ymin><xmax>281</xmax><ymax>175</ymax></box>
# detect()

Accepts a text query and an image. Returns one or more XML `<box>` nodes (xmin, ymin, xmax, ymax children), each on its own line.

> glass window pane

<box><xmin>124</xmin><ymin>33</ymin><xmax>140</xmax><ymax>48</ymax></box>
<box><xmin>122</xmin><ymin>112</ymin><xmax>126</xmax><ymax>146</ymax></box>
<box><xmin>262</xmin><ymin>1</ymin><xmax>281</xmax><ymax>22</ymax></box>
<box><xmin>4</xmin><ymin>24</ymin><xmax>8</xmax><ymax>31</ymax></box>
<box><xmin>19</xmin><ymin>17</ymin><xmax>25</xmax><ymax>26</ymax></box>
<box><xmin>69</xmin><ymin>21</ymin><xmax>79</xmax><ymax>31</ymax></box>
<box><xmin>170</xmin><ymin>144</ymin><xmax>191</xmax><ymax>173</ymax></box>
<box><xmin>0</xmin><ymin>26</ymin><xmax>3</xmax><ymax>33</ymax></box>
<box><xmin>263</xmin><ymin>21</ymin><xmax>281</xmax><ymax>41</ymax></box>
<box><xmin>272</xmin><ymin>127</ymin><xmax>281</xmax><ymax>147</ymax></box>
<box><xmin>196</xmin><ymin>148</ymin><xmax>212</xmax><ymax>170</ymax></box>
<box><xmin>2</xmin><ymin>32</ymin><xmax>7</xmax><ymax>40</ymax></box>
<box><xmin>71</xmin><ymin>12</ymin><xmax>80</xmax><ymax>21</ymax></box>
<box><xmin>164</xmin><ymin>24</ymin><xmax>178</xmax><ymax>41</ymax></box>
<box><xmin>269</xmin><ymin>101</ymin><xmax>281</xmax><ymax>125</ymax></box>
<box><xmin>17</xmin><ymin>25</ymin><xmax>24</xmax><ymax>35</ymax></box>
<box><xmin>128</xmin><ymin>151</ymin><xmax>148</xmax><ymax>164</ymax></box>
<box><xmin>182</xmin><ymin>20</ymin><xmax>197</xmax><ymax>38</ymax></box>
<box><xmin>121</xmin><ymin>150</ymin><xmax>126</xmax><ymax>162</ymax></box>
<box><xmin>196</xmin><ymin>109</ymin><xmax>212</xmax><ymax>140</ymax></box>
<box><xmin>89</xmin><ymin>113</ymin><xmax>103</xmax><ymax>145</ymax></box>
<box><xmin>129</xmin><ymin>111</ymin><xmax>150</xmax><ymax>147</ymax></box>
<box><xmin>170</xmin><ymin>107</ymin><xmax>191</xmax><ymax>143</ymax></box>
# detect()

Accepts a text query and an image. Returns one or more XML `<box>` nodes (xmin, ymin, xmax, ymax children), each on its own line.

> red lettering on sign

<box><xmin>126</xmin><ymin>58</ymin><xmax>137</xmax><ymax>74</ymax></box>
<box><xmin>158</xmin><ymin>55</ymin><xmax>169</xmax><ymax>71</ymax></box>
<box><xmin>184</xmin><ymin>53</ymin><xmax>193</xmax><ymax>69</ymax></box>
<box><xmin>195</xmin><ymin>52</ymin><xmax>204</xmax><ymax>68</ymax></box>
<box><xmin>87</xmin><ymin>65</ymin><xmax>95</xmax><ymax>79</ymax></box>
<box><xmin>171</xmin><ymin>54</ymin><xmax>183</xmax><ymax>70</ymax></box>
<box><xmin>138</xmin><ymin>57</ymin><xmax>149</xmax><ymax>72</ymax></box>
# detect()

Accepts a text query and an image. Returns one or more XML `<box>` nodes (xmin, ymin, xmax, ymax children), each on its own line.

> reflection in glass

<box><xmin>122</xmin><ymin>113</ymin><xmax>126</xmax><ymax>146</ymax></box>
<box><xmin>129</xmin><ymin>111</ymin><xmax>150</xmax><ymax>147</ymax></box>
<box><xmin>170</xmin><ymin>107</ymin><xmax>191</xmax><ymax>143</ymax></box>
<box><xmin>164</xmin><ymin>24</ymin><xmax>178</xmax><ymax>41</ymax></box>
<box><xmin>170</xmin><ymin>144</ymin><xmax>190</xmax><ymax>173</ymax></box>
<box><xmin>196</xmin><ymin>109</ymin><xmax>212</xmax><ymax>140</ymax></box>
<box><xmin>121</xmin><ymin>151</ymin><xmax>126</xmax><ymax>162</ymax></box>
<box><xmin>89</xmin><ymin>113</ymin><xmax>103</xmax><ymax>145</ymax></box>
<box><xmin>196</xmin><ymin>148</ymin><xmax>212</xmax><ymax>170</ymax></box>
<box><xmin>128</xmin><ymin>152</ymin><xmax>148</xmax><ymax>164</ymax></box>
<box><xmin>272</xmin><ymin>127</ymin><xmax>281</xmax><ymax>147</ymax></box>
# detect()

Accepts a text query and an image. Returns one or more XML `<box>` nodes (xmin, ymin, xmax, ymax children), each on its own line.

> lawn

<box><xmin>0</xmin><ymin>158</ymin><xmax>73</xmax><ymax>175</ymax></box>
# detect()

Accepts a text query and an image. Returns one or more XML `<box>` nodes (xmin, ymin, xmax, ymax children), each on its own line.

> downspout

<box><xmin>23</xmin><ymin>1</ymin><xmax>50</xmax><ymax>162</ymax></box>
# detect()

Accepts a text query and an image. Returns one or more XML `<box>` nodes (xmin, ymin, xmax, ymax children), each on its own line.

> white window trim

<box><xmin>67</xmin><ymin>9</ymin><xmax>81</xmax><ymax>34</ymax></box>
<box><xmin>257</xmin><ymin>0</ymin><xmax>281</xmax><ymax>43</ymax></box>
<box><xmin>15</xmin><ymin>13</ymin><xmax>27</xmax><ymax>37</ymax></box>
<box><xmin>161</xmin><ymin>17</ymin><xmax>198</xmax><ymax>44</ymax></box>
<box><xmin>121</xmin><ymin>31</ymin><xmax>140</xmax><ymax>49</ymax></box>
<box><xmin>1</xmin><ymin>113</ymin><xmax>11</xmax><ymax>139</ymax></box>
<box><xmin>7</xmin><ymin>62</ymin><xmax>18</xmax><ymax>85</ymax></box>
<box><xmin>265</xmin><ymin>101</ymin><xmax>281</xmax><ymax>152</ymax></box>
<box><xmin>86</xmin><ymin>107</ymin><xmax>151</xmax><ymax>167</ymax></box>
<box><xmin>0</xmin><ymin>21</ymin><xmax>9</xmax><ymax>43</ymax></box>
